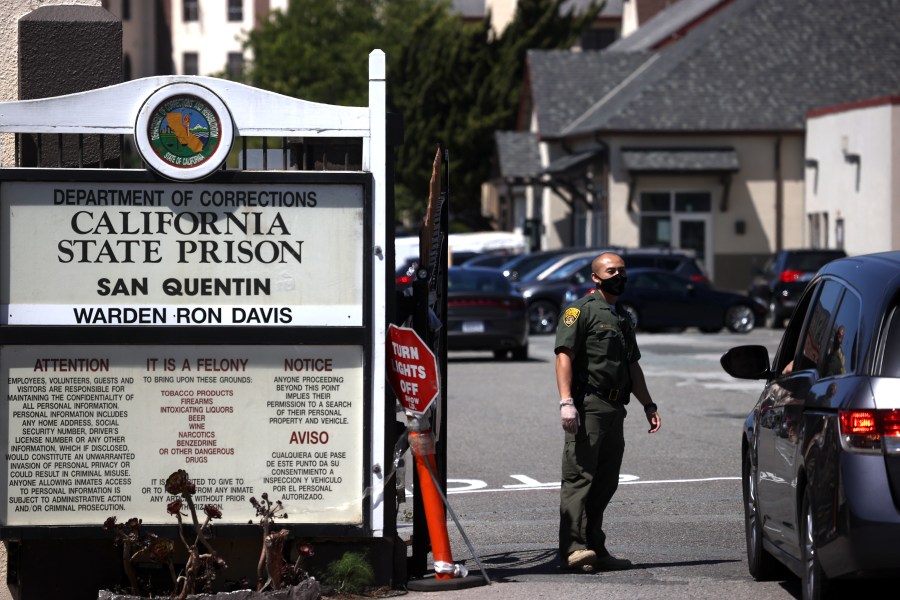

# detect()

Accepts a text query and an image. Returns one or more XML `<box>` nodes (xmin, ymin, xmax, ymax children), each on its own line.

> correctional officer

<box><xmin>555</xmin><ymin>251</ymin><xmax>661</xmax><ymax>572</ymax></box>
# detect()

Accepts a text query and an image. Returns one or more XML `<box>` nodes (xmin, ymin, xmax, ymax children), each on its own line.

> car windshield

<box><xmin>785</xmin><ymin>252</ymin><xmax>845</xmax><ymax>272</ymax></box>
<box><xmin>517</xmin><ymin>255</ymin><xmax>573</xmax><ymax>282</ymax></box>
<box><xmin>544</xmin><ymin>257</ymin><xmax>592</xmax><ymax>281</ymax></box>
<box><xmin>505</xmin><ymin>253</ymin><xmax>566</xmax><ymax>277</ymax></box>
<box><xmin>448</xmin><ymin>269</ymin><xmax>512</xmax><ymax>293</ymax></box>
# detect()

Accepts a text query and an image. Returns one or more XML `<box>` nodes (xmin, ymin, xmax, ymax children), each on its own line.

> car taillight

<box><xmin>779</xmin><ymin>270</ymin><xmax>803</xmax><ymax>283</ymax></box>
<box><xmin>396</xmin><ymin>275</ymin><xmax>413</xmax><ymax>286</ymax></box>
<box><xmin>839</xmin><ymin>409</ymin><xmax>900</xmax><ymax>455</ymax></box>
<box><xmin>689</xmin><ymin>275</ymin><xmax>708</xmax><ymax>284</ymax></box>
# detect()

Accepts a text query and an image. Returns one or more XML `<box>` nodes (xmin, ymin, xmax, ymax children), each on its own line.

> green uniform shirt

<box><xmin>554</xmin><ymin>292</ymin><xmax>640</xmax><ymax>399</ymax></box>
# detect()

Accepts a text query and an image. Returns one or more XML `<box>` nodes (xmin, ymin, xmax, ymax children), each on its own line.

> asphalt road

<box><xmin>398</xmin><ymin>326</ymin><xmax>812</xmax><ymax>599</ymax></box>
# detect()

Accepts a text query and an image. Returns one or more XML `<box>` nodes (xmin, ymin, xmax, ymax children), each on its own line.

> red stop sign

<box><xmin>386</xmin><ymin>324</ymin><xmax>440</xmax><ymax>415</ymax></box>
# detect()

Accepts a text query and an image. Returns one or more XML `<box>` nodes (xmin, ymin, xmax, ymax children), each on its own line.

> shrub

<box><xmin>322</xmin><ymin>550</ymin><xmax>375</xmax><ymax>595</ymax></box>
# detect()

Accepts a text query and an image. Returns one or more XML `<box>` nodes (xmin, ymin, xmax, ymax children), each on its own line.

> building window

<box><xmin>640</xmin><ymin>192</ymin><xmax>674</xmax><ymax>247</ymax></box>
<box><xmin>808</xmin><ymin>212</ymin><xmax>829</xmax><ymax>248</ymax></box>
<box><xmin>673</xmin><ymin>192</ymin><xmax>711</xmax><ymax>213</ymax></box>
<box><xmin>122</xmin><ymin>0</ymin><xmax>131</xmax><ymax>20</ymax></box>
<box><xmin>183</xmin><ymin>0</ymin><xmax>199</xmax><ymax>22</ymax></box>
<box><xmin>227</xmin><ymin>52</ymin><xmax>244</xmax><ymax>79</ymax></box>
<box><xmin>808</xmin><ymin>213</ymin><xmax>819</xmax><ymax>248</ymax></box>
<box><xmin>581</xmin><ymin>27</ymin><xmax>617</xmax><ymax>50</ymax></box>
<box><xmin>640</xmin><ymin>191</ymin><xmax>713</xmax><ymax>247</ymax></box>
<box><xmin>835</xmin><ymin>217</ymin><xmax>844</xmax><ymax>249</ymax></box>
<box><xmin>183</xmin><ymin>52</ymin><xmax>199</xmax><ymax>75</ymax></box>
<box><xmin>228</xmin><ymin>0</ymin><xmax>243</xmax><ymax>21</ymax></box>
<box><xmin>639</xmin><ymin>190</ymin><xmax>712</xmax><ymax>263</ymax></box>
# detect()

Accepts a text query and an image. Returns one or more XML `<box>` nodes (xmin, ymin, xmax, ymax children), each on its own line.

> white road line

<box><xmin>427</xmin><ymin>475</ymin><xmax>740</xmax><ymax>496</ymax></box>
<box><xmin>502</xmin><ymin>474</ymin><xmax>557</xmax><ymax>489</ymax></box>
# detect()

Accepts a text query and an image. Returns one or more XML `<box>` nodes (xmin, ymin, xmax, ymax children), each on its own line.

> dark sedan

<box><xmin>516</xmin><ymin>249</ymin><xmax>711</xmax><ymax>335</ymax></box>
<box><xmin>721</xmin><ymin>251</ymin><xmax>900</xmax><ymax>599</ymax></box>
<box><xmin>564</xmin><ymin>268</ymin><xmax>766</xmax><ymax>333</ymax></box>
<box><xmin>446</xmin><ymin>266</ymin><xmax>529</xmax><ymax>360</ymax></box>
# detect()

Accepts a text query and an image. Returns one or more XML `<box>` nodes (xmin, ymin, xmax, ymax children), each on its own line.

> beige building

<box><xmin>492</xmin><ymin>0</ymin><xmax>900</xmax><ymax>291</ymax></box>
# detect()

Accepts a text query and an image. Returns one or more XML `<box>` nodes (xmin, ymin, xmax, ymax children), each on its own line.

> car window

<box><xmin>625</xmin><ymin>256</ymin><xmax>654</xmax><ymax>269</ymax></box>
<box><xmin>794</xmin><ymin>280</ymin><xmax>842</xmax><ymax>373</ymax></box>
<box><xmin>645</xmin><ymin>272</ymin><xmax>684</xmax><ymax>291</ymax></box>
<box><xmin>630</xmin><ymin>273</ymin><xmax>655</xmax><ymax>289</ymax></box>
<box><xmin>655</xmin><ymin>257</ymin><xmax>679</xmax><ymax>270</ymax></box>
<box><xmin>784</xmin><ymin>251</ymin><xmax>845</xmax><ymax>272</ymax></box>
<box><xmin>879</xmin><ymin>305</ymin><xmax>900</xmax><ymax>377</ymax></box>
<box><xmin>820</xmin><ymin>289</ymin><xmax>860</xmax><ymax>377</ymax></box>
<box><xmin>773</xmin><ymin>284</ymin><xmax>816</xmax><ymax>375</ymax></box>
<box><xmin>571</xmin><ymin>262</ymin><xmax>594</xmax><ymax>285</ymax></box>
<box><xmin>625</xmin><ymin>273</ymin><xmax>644</xmax><ymax>288</ymax></box>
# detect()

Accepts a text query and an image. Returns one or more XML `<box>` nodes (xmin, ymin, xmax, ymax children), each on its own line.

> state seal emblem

<box><xmin>135</xmin><ymin>83</ymin><xmax>234</xmax><ymax>181</ymax></box>
<box><xmin>149</xmin><ymin>95</ymin><xmax>219</xmax><ymax>168</ymax></box>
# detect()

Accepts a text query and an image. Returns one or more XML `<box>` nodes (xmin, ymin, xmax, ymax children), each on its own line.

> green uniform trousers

<box><xmin>559</xmin><ymin>393</ymin><xmax>626</xmax><ymax>558</ymax></box>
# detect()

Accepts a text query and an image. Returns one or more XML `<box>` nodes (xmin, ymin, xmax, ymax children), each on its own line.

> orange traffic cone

<box><xmin>408</xmin><ymin>429</ymin><xmax>468</xmax><ymax>579</ymax></box>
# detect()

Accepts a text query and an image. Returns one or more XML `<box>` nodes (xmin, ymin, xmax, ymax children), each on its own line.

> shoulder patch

<box><xmin>563</xmin><ymin>307</ymin><xmax>580</xmax><ymax>327</ymax></box>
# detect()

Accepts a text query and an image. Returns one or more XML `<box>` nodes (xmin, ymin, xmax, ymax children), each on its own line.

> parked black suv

<box><xmin>749</xmin><ymin>249</ymin><xmax>846</xmax><ymax>328</ymax></box>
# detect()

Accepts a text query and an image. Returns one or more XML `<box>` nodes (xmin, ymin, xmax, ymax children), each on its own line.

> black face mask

<box><xmin>599</xmin><ymin>273</ymin><xmax>627</xmax><ymax>296</ymax></box>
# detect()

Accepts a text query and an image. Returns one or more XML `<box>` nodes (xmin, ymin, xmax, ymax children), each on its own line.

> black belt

<box><xmin>580</xmin><ymin>384</ymin><xmax>622</xmax><ymax>403</ymax></box>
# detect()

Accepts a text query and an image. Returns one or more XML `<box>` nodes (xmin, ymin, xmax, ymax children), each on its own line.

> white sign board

<box><xmin>0</xmin><ymin>180</ymin><xmax>365</xmax><ymax>326</ymax></box>
<box><xmin>1</xmin><ymin>344</ymin><xmax>365</xmax><ymax>526</ymax></box>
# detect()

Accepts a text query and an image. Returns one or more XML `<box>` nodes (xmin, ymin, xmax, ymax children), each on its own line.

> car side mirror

<box><xmin>720</xmin><ymin>345</ymin><xmax>771</xmax><ymax>380</ymax></box>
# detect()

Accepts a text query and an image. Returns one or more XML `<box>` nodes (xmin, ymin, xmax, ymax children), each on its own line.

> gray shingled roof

<box><xmin>530</xmin><ymin>0</ymin><xmax>900</xmax><ymax>137</ymax></box>
<box><xmin>528</xmin><ymin>50</ymin><xmax>651</xmax><ymax>137</ymax></box>
<box><xmin>606</xmin><ymin>0</ymin><xmax>726</xmax><ymax>51</ymax></box>
<box><xmin>621</xmin><ymin>147</ymin><xmax>739</xmax><ymax>171</ymax></box>
<box><xmin>494</xmin><ymin>131</ymin><xmax>541</xmax><ymax>180</ymax></box>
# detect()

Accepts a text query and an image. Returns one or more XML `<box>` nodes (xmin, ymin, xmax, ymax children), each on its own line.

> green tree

<box><xmin>391</xmin><ymin>0</ymin><xmax>601</xmax><ymax>227</ymax></box>
<box><xmin>242</xmin><ymin>0</ymin><xmax>602</xmax><ymax>227</ymax></box>
<box><xmin>244</xmin><ymin>0</ymin><xmax>440</xmax><ymax>106</ymax></box>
